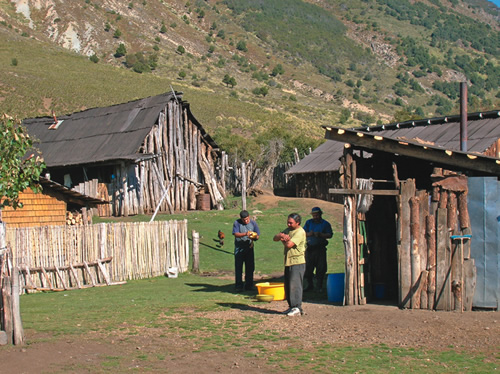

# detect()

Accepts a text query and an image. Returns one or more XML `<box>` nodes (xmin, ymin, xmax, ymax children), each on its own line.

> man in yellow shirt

<box><xmin>273</xmin><ymin>213</ymin><xmax>306</xmax><ymax>316</ymax></box>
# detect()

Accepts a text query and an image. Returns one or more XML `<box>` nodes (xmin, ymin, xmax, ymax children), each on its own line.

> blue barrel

<box><xmin>374</xmin><ymin>283</ymin><xmax>385</xmax><ymax>299</ymax></box>
<box><xmin>327</xmin><ymin>273</ymin><xmax>344</xmax><ymax>303</ymax></box>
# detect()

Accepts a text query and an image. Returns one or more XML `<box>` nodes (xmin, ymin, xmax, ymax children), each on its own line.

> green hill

<box><xmin>0</xmin><ymin>0</ymin><xmax>498</xmax><ymax>162</ymax></box>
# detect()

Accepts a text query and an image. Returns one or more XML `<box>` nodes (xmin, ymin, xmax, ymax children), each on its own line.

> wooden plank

<box><xmin>83</xmin><ymin>261</ymin><xmax>96</xmax><ymax>286</ymax></box>
<box><xmin>40</xmin><ymin>266</ymin><xmax>54</xmax><ymax>290</ymax></box>
<box><xmin>418</xmin><ymin>190</ymin><xmax>429</xmax><ymax>309</ymax></box>
<box><xmin>410</xmin><ymin>196</ymin><xmax>421</xmax><ymax>309</ymax></box>
<box><xmin>435</xmin><ymin>208</ymin><xmax>451</xmax><ymax>310</ymax></box>
<box><xmin>463</xmin><ymin>258</ymin><xmax>476</xmax><ymax>311</ymax></box>
<box><xmin>54</xmin><ymin>265</ymin><xmax>68</xmax><ymax>290</ymax></box>
<box><xmin>329</xmin><ymin>188</ymin><xmax>399</xmax><ymax>196</ymax></box>
<box><xmin>398</xmin><ymin>179</ymin><xmax>414</xmax><ymax>308</ymax></box>
<box><xmin>425</xmin><ymin>215</ymin><xmax>436</xmax><ymax>310</ymax></box>
<box><xmin>69</xmin><ymin>264</ymin><xmax>82</xmax><ymax>289</ymax></box>
<box><xmin>97</xmin><ymin>259</ymin><xmax>111</xmax><ymax>286</ymax></box>
<box><xmin>451</xmin><ymin>229</ymin><xmax>463</xmax><ymax>312</ymax></box>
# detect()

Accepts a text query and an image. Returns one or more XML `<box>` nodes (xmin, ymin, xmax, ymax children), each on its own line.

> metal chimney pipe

<box><xmin>460</xmin><ymin>82</ymin><xmax>467</xmax><ymax>152</ymax></box>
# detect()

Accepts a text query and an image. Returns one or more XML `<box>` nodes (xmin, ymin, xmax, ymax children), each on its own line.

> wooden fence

<box><xmin>5</xmin><ymin>220</ymin><xmax>189</xmax><ymax>291</ymax></box>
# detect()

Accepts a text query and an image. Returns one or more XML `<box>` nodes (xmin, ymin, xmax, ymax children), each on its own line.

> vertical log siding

<box><xmin>6</xmin><ymin>220</ymin><xmax>188</xmax><ymax>290</ymax></box>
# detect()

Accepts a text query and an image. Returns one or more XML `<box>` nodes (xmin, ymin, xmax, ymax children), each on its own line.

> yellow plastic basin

<box><xmin>256</xmin><ymin>282</ymin><xmax>285</xmax><ymax>301</ymax></box>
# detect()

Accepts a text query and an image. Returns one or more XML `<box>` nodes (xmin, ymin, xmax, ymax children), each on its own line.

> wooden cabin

<box><xmin>22</xmin><ymin>92</ymin><xmax>224</xmax><ymax>217</ymax></box>
<box><xmin>1</xmin><ymin>177</ymin><xmax>105</xmax><ymax>228</ymax></box>
<box><xmin>286</xmin><ymin>110</ymin><xmax>500</xmax><ymax>204</ymax></box>
<box><xmin>325</xmin><ymin>126</ymin><xmax>500</xmax><ymax>311</ymax></box>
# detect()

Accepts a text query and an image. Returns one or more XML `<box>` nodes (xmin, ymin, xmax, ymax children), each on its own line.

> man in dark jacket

<box><xmin>232</xmin><ymin>210</ymin><xmax>260</xmax><ymax>291</ymax></box>
<box><xmin>303</xmin><ymin>207</ymin><xmax>333</xmax><ymax>292</ymax></box>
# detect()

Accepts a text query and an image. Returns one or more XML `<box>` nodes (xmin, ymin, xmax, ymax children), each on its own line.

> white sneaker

<box><xmin>287</xmin><ymin>307</ymin><xmax>301</xmax><ymax>316</ymax></box>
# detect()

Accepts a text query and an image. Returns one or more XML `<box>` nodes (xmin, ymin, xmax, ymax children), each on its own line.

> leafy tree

<box><xmin>160</xmin><ymin>23</ymin><xmax>167</xmax><ymax>34</ymax></box>
<box><xmin>104</xmin><ymin>22</ymin><xmax>111</xmax><ymax>32</ymax></box>
<box><xmin>236</xmin><ymin>40</ymin><xmax>248</xmax><ymax>52</ymax></box>
<box><xmin>222</xmin><ymin>74</ymin><xmax>237</xmax><ymax>88</ymax></box>
<box><xmin>113</xmin><ymin>29</ymin><xmax>122</xmax><ymax>39</ymax></box>
<box><xmin>339</xmin><ymin>108</ymin><xmax>351</xmax><ymax>124</ymax></box>
<box><xmin>217</xmin><ymin>29</ymin><xmax>225</xmax><ymax>39</ymax></box>
<box><xmin>0</xmin><ymin>116</ymin><xmax>45</xmax><ymax>210</ymax></box>
<box><xmin>11</xmin><ymin>58</ymin><xmax>18</xmax><ymax>66</ymax></box>
<box><xmin>177</xmin><ymin>45</ymin><xmax>185</xmax><ymax>54</ymax></box>
<box><xmin>114</xmin><ymin>43</ymin><xmax>127</xmax><ymax>58</ymax></box>
<box><xmin>89</xmin><ymin>54</ymin><xmax>99</xmax><ymax>63</ymax></box>
<box><xmin>271</xmin><ymin>64</ymin><xmax>284</xmax><ymax>77</ymax></box>
<box><xmin>252</xmin><ymin>86</ymin><xmax>268</xmax><ymax>97</ymax></box>
<box><xmin>178</xmin><ymin>70</ymin><xmax>186</xmax><ymax>80</ymax></box>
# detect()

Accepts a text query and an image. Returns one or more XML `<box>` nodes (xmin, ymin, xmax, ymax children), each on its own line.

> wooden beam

<box><xmin>324</xmin><ymin>127</ymin><xmax>500</xmax><ymax>176</ymax></box>
<box><xmin>329</xmin><ymin>188</ymin><xmax>399</xmax><ymax>195</ymax></box>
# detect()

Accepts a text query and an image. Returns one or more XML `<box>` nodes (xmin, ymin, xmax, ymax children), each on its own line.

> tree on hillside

<box><xmin>222</xmin><ymin>74</ymin><xmax>237</xmax><ymax>88</ymax></box>
<box><xmin>114</xmin><ymin>43</ymin><xmax>127</xmax><ymax>58</ymax></box>
<box><xmin>177</xmin><ymin>45</ymin><xmax>185</xmax><ymax>54</ymax></box>
<box><xmin>271</xmin><ymin>64</ymin><xmax>284</xmax><ymax>77</ymax></box>
<box><xmin>0</xmin><ymin>116</ymin><xmax>45</xmax><ymax>212</ymax></box>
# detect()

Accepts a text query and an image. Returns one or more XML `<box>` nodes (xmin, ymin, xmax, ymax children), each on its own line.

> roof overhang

<box><xmin>323</xmin><ymin>126</ymin><xmax>500</xmax><ymax>177</ymax></box>
<box><xmin>39</xmin><ymin>177</ymin><xmax>109</xmax><ymax>205</ymax></box>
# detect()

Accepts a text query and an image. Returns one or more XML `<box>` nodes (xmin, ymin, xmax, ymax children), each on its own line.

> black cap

<box><xmin>240</xmin><ymin>210</ymin><xmax>249</xmax><ymax>218</ymax></box>
<box><xmin>311</xmin><ymin>207</ymin><xmax>322</xmax><ymax>214</ymax></box>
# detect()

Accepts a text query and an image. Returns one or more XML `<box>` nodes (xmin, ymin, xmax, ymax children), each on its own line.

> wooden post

<box><xmin>418</xmin><ymin>190</ymin><xmax>429</xmax><ymax>309</ymax></box>
<box><xmin>410</xmin><ymin>196</ymin><xmax>420</xmax><ymax>309</ymax></box>
<box><xmin>435</xmin><ymin>207</ymin><xmax>451</xmax><ymax>310</ymax></box>
<box><xmin>241</xmin><ymin>162</ymin><xmax>247</xmax><ymax>211</ymax></box>
<box><xmin>11</xmin><ymin>267</ymin><xmax>24</xmax><ymax>345</ymax></box>
<box><xmin>192</xmin><ymin>230</ymin><xmax>200</xmax><ymax>273</ymax></box>
<box><xmin>425</xmin><ymin>215</ymin><xmax>436</xmax><ymax>310</ymax></box>
<box><xmin>399</xmin><ymin>179</ymin><xmax>415</xmax><ymax>308</ymax></box>
<box><xmin>2</xmin><ymin>274</ymin><xmax>13</xmax><ymax>344</ymax></box>
<box><xmin>343</xmin><ymin>196</ymin><xmax>354</xmax><ymax>306</ymax></box>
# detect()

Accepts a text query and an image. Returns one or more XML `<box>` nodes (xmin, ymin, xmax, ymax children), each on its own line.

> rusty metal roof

<box><xmin>22</xmin><ymin>92</ymin><xmax>218</xmax><ymax>168</ymax></box>
<box><xmin>286</xmin><ymin>110</ymin><xmax>500</xmax><ymax>174</ymax></box>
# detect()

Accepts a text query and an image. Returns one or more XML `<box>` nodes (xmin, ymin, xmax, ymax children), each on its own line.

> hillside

<box><xmin>0</xmin><ymin>0</ymin><xmax>498</xmax><ymax>162</ymax></box>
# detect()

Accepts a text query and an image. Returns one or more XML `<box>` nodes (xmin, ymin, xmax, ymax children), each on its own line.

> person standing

<box><xmin>232</xmin><ymin>210</ymin><xmax>260</xmax><ymax>291</ymax></box>
<box><xmin>273</xmin><ymin>213</ymin><xmax>306</xmax><ymax>317</ymax></box>
<box><xmin>303</xmin><ymin>207</ymin><xmax>333</xmax><ymax>292</ymax></box>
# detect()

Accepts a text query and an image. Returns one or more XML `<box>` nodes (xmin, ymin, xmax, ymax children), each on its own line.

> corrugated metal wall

<box><xmin>469</xmin><ymin>177</ymin><xmax>500</xmax><ymax>309</ymax></box>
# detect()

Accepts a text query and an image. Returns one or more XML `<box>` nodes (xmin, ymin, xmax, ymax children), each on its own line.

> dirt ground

<box><xmin>2</xmin><ymin>193</ymin><xmax>499</xmax><ymax>373</ymax></box>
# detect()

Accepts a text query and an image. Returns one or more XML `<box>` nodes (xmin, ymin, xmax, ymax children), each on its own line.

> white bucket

<box><xmin>167</xmin><ymin>267</ymin><xmax>178</xmax><ymax>278</ymax></box>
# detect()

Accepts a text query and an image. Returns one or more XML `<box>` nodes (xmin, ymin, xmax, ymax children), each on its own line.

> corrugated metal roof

<box><xmin>287</xmin><ymin>110</ymin><xmax>500</xmax><ymax>174</ymax></box>
<box><xmin>23</xmin><ymin>92</ymin><xmax>217</xmax><ymax>168</ymax></box>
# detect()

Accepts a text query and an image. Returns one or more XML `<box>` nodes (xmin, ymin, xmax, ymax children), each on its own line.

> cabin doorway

<box><xmin>364</xmin><ymin>194</ymin><xmax>399</xmax><ymax>304</ymax></box>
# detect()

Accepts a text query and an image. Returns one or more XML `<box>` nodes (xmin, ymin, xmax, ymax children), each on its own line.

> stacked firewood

<box><xmin>66</xmin><ymin>211</ymin><xmax>85</xmax><ymax>226</ymax></box>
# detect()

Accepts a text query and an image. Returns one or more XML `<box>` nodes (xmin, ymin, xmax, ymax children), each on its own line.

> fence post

<box><xmin>241</xmin><ymin>162</ymin><xmax>247</xmax><ymax>211</ymax></box>
<box><xmin>11</xmin><ymin>267</ymin><xmax>24</xmax><ymax>345</ymax></box>
<box><xmin>192</xmin><ymin>230</ymin><xmax>199</xmax><ymax>273</ymax></box>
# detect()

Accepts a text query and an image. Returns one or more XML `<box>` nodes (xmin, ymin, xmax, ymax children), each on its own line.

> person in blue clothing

<box><xmin>232</xmin><ymin>210</ymin><xmax>260</xmax><ymax>291</ymax></box>
<box><xmin>303</xmin><ymin>207</ymin><xmax>333</xmax><ymax>292</ymax></box>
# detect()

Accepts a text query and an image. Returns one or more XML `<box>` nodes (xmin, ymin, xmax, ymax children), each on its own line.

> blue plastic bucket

<box><xmin>327</xmin><ymin>273</ymin><xmax>344</xmax><ymax>303</ymax></box>
<box><xmin>374</xmin><ymin>283</ymin><xmax>386</xmax><ymax>299</ymax></box>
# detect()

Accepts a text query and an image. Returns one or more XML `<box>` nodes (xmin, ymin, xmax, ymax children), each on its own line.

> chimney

<box><xmin>460</xmin><ymin>82</ymin><xmax>467</xmax><ymax>152</ymax></box>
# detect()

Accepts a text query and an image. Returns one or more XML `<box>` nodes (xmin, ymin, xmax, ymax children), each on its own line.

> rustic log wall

<box><xmin>102</xmin><ymin>100</ymin><xmax>224</xmax><ymax>217</ymax></box>
<box><xmin>6</xmin><ymin>220</ymin><xmax>189</xmax><ymax>289</ymax></box>
<box><xmin>341</xmin><ymin>150</ymin><xmax>474</xmax><ymax>311</ymax></box>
